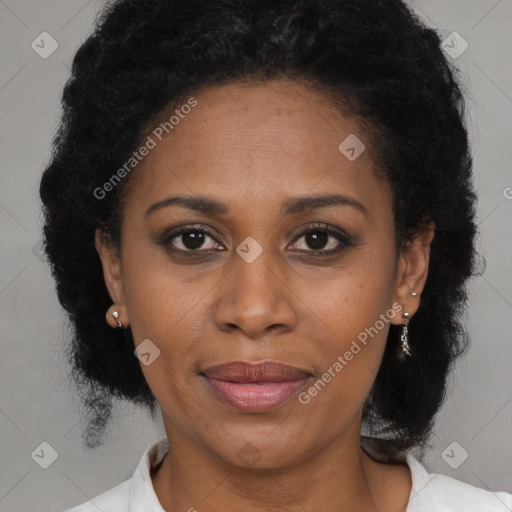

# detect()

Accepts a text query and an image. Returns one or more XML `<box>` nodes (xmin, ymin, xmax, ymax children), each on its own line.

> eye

<box><xmin>290</xmin><ymin>223</ymin><xmax>352</xmax><ymax>255</ymax></box>
<box><xmin>162</xmin><ymin>224</ymin><xmax>225</xmax><ymax>252</ymax></box>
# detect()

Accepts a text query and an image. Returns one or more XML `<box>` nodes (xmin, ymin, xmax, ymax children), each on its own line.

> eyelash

<box><xmin>158</xmin><ymin>222</ymin><xmax>353</xmax><ymax>257</ymax></box>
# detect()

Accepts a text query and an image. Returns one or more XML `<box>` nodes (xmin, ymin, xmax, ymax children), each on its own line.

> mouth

<box><xmin>200</xmin><ymin>361</ymin><xmax>313</xmax><ymax>413</ymax></box>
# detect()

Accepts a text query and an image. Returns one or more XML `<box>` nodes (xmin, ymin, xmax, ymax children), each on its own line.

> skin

<box><xmin>95</xmin><ymin>79</ymin><xmax>435</xmax><ymax>512</ymax></box>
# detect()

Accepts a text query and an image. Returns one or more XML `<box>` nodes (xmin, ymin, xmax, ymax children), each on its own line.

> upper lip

<box><xmin>201</xmin><ymin>361</ymin><xmax>312</xmax><ymax>383</ymax></box>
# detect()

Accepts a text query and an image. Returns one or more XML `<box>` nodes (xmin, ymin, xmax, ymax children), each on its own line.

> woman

<box><xmin>39</xmin><ymin>0</ymin><xmax>511</xmax><ymax>510</ymax></box>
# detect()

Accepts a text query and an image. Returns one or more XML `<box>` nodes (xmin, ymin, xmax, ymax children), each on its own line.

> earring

<box><xmin>400</xmin><ymin>311</ymin><xmax>412</xmax><ymax>357</ymax></box>
<box><xmin>112</xmin><ymin>310</ymin><xmax>123</xmax><ymax>328</ymax></box>
<box><xmin>411</xmin><ymin>291</ymin><xmax>418</xmax><ymax>297</ymax></box>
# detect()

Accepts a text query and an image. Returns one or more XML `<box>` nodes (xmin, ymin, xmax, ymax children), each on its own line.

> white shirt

<box><xmin>64</xmin><ymin>435</ymin><xmax>512</xmax><ymax>512</ymax></box>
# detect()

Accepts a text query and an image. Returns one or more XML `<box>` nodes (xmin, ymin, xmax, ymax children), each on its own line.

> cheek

<box><xmin>122</xmin><ymin>261</ymin><xmax>205</xmax><ymax>420</ymax></box>
<box><xmin>119</xmin><ymin>240</ymin><xmax>207</xmax><ymax>396</ymax></box>
<box><xmin>291</xmin><ymin>250</ymin><xmax>396</xmax><ymax>339</ymax></box>
<box><xmin>121</xmin><ymin>227</ymin><xmax>202</xmax><ymax>334</ymax></box>
<box><xmin>296</xmin><ymin>303</ymin><xmax>390</xmax><ymax>423</ymax></box>
<box><xmin>290</xmin><ymin>252</ymin><xmax>395</xmax><ymax>398</ymax></box>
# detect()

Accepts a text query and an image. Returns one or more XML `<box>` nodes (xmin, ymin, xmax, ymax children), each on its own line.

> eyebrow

<box><xmin>145</xmin><ymin>193</ymin><xmax>368</xmax><ymax>217</ymax></box>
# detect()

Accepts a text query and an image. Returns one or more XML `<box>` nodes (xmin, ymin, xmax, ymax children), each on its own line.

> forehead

<box><xmin>123</xmin><ymin>79</ymin><xmax>391</xmax><ymax>219</ymax></box>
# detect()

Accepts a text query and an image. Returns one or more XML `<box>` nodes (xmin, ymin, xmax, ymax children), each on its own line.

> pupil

<box><xmin>183</xmin><ymin>231</ymin><xmax>204</xmax><ymax>250</ymax></box>
<box><xmin>306</xmin><ymin>232</ymin><xmax>328</xmax><ymax>250</ymax></box>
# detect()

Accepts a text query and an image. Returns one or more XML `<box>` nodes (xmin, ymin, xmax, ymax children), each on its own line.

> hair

<box><xmin>39</xmin><ymin>0</ymin><xmax>481</xmax><ymax>458</ymax></box>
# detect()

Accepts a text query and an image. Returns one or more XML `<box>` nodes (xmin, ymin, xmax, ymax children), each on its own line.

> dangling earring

<box><xmin>112</xmin><ymin>310</ymin><xmax>123</xmax><ymax>328</ymax></box>
<box><xmin>400</xmin><ymin>311</ymin><xmax>411</xmax><ymax>357</ymax></box>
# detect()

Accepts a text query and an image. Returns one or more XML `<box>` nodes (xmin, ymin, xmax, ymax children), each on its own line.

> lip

<box><xmin>201</xmin><ymin>361</ymin><xmax>313</xmax><ymax>413</ymax></box>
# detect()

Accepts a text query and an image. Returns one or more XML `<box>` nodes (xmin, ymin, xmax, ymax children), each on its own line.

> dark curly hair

<box><xmin>39</xmin><ymin>0</ymin><xmax>481</xmax><ymax>457</ymax></box>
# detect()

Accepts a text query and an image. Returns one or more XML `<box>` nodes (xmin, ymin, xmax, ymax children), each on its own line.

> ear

<box><xmin>390</xmin><ymin>220</ymin><xmax>435</xmax><ymax>325</ymax></box>
<box><xmin>94</xmin><ymin>228</ymin><xmax>128</xmax><ymax>327</ymax></box>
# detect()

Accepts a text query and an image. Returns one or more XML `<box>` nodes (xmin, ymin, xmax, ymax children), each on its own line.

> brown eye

<box><xmin>303</xmin><ymin>231</ymin><xmax>330</xmax><ymax>250</ymax></box>
<box><xmin>290</xmin><ymin>223</ymin><xmax>353</xmax><ymax>255</ymax></box>
<box><xmin>175</xmin><ymin>230</ymin><xmax>209</xmax><ymax>250</ymax></box>
<box><xmin>161</xmin><ymin>225</ymin><xmax>225</xmax><ymax>253</ymax></box>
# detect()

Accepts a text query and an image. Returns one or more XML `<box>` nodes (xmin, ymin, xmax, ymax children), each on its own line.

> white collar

<box><xmin>68</xmin><ymin>436</ymin><xmax>512</xmax><ymax>511</ymax></box>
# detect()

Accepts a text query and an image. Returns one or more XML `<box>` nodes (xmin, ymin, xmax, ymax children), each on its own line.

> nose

<box><xmin>213</xmin><ymin>246</ymin><xmax>298</xmax><ymax>339</ymax></box>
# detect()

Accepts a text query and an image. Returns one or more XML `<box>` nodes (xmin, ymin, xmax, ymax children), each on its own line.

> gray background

<box><xmin>1</xmin><ymin>0</ymin><xmax>511</xmax><ymax>510</ymax></box>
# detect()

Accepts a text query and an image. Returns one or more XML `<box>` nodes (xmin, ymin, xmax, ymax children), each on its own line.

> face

<box><xmin>96</xmin><ymin>79</ymin><xmax>433</xmax><ymax>469</ymax></box>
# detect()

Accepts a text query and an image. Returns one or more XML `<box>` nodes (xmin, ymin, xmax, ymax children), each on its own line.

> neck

<box><xmin>151</xmin><ymin>416</ymin><xmax>409</xmax><ymax>512</ymax></box>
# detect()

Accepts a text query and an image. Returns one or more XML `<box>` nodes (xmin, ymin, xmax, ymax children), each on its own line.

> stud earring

<box><xmin>411</xmin><ymin>291</ymin><xmax>418</xmax><ymax>297</ymax></box>
<box><xmin>112</xmin><ymin>310</ymin><xmax>123</xmax><ymax>328</ymax></box>
<box><xmin>400</xmin><ymin>311</ymin><xmax>412</xmax><ymax>357</ymax></box>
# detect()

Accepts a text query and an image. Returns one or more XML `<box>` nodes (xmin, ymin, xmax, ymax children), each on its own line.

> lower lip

<box><xmin>203</xmin><ymin>376</ymin><xmax>311</xmax><ymax>413</ymax></box>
